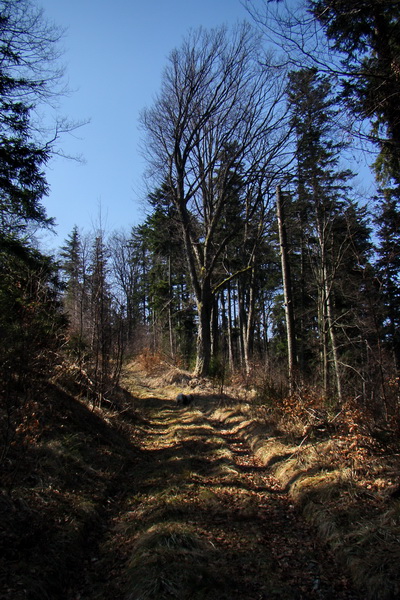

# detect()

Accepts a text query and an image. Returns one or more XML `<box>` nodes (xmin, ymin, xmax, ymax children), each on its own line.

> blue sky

<box><xmin>38</xmin><ymin>0</ymin><xmax>251</xmax><ymax>250</ymax></box>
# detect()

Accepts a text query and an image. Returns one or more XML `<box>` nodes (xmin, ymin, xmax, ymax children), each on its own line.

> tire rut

<box><xmin>69</xmin><ymin>398</ymin><xmax>362</xmax><ymax>600</ymax></box>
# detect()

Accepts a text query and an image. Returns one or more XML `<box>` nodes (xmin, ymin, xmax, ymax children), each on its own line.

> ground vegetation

<box><xmin>1</xmin><ymin>2</ymin><xmax>400</xmax><ymax>598</ymax></box>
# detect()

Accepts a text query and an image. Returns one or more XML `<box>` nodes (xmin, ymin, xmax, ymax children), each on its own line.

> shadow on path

<box><xmin>78</xmin><ymin>397</ymin><xmax>363</xmax><ymax>600</ymax></box>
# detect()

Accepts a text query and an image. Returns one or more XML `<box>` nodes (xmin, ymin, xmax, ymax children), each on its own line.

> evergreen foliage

<box><xmin>285</xmin><ymin>67</ymin><xmax>373</xmax><ymax>398</ymax></box>
<box><xmin>2</xmin><ymin>1</ymin><xmax>400</xmax><ymax>439</ymax></box>
<box><xmin>0</xmin><ymin>0</ymin><xmax>64</xmax><ymax>238</ymax></box>
<box><xmin>0</xmin><ymin>0</ymin><xmax>70</xmax><ymax>455</ymax></box>
<box><xmin>375</xmin><ymin>194</ymin><xmax>400</xmax><ymax>369</ymax></box>
<box><xmin>310</xmin><ymin>0</ymin><xmax>400</xmax><ymax>188</ymax></box>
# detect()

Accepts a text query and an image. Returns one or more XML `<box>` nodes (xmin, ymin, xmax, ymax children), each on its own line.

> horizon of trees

<box><xmin>59</xmin><ymin>2</ymin><xmax>398</xmax><ymax>415</ymax></box>
<box><xmin>1</xmin><ymin>0</ymin><xmax>399</xmax><ymax>437</ymax></box>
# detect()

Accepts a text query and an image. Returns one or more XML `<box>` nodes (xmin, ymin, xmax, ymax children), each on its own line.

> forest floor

<box><xmin>1</xmin><ymin>359</ymin><xmax>399</xmax><ymax>599</ymax></box>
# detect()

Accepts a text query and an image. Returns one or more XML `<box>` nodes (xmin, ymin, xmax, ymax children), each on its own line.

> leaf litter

<box><xmin>2</xmin><ymin>363</ymin><xmax>397</xmax><ymax>599</ymax></box>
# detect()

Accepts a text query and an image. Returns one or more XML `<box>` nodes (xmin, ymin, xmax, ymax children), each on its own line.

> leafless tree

<box><xmin>141</xmin><ymin>23</ymin><xmax>290</xmax><ymax>376</ymax></box>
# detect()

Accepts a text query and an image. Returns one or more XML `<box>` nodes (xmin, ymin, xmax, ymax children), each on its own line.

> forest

<box><xmin>57</xmin><ymin>1</ymin><xmax>400</xmax><ymax>413</ymax></box>
<box><xmin>1</xmin><ymin>0</ymin><xmax>400</xmax><ymax>599</ymax></box>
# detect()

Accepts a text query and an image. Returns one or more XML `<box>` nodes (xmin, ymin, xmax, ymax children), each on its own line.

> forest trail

<box><xmin>71</xmin><ymin>373</ymin><xmax>362</xmax><ymax>600</ymax></box>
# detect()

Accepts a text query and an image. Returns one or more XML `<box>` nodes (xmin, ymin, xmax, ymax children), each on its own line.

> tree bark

<box><xmin>276</xmin><ymin>185</ymin><xmax>297</xmax><ymax>394</ymax></box>
<box><xmin>243</xmin><ymin>257</ymin><xmax>256</xmax><ymax>374</ymax></box>
<box><xmin>194</xmin><ymin>281</ymin><xmax>213</xmax><ymax>376</ymax></box>
<box><xmin>226</xmin><ymin>283</ymin><xmax>235</xmax><ymax>371</ymax></box>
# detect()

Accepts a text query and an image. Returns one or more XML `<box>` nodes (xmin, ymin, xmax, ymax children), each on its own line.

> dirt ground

<box><xmin>2</xmin><ymin>362</ymin><xmax>398</xmax><ymax>599</ymax></box>
<box><xmin>68</xmin><ymin>381</ymin><xmax>363</xmax><ymax>599</ymax></box>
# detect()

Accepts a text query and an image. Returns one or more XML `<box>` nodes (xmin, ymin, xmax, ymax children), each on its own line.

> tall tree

<box><xmin>109</xmin><ymin>229</ymin><xmax>146</xmax><ymax>349</ymax></box>
<box><xmin>0</xmin><ymin>0</ymin><xmax>66</xmax><ymax>240</ymax></box>
<box><xmin>0</xmin><ymin>0</ymin><xmax>70</xmax><ymax>392</ymax></box>
<box><xmin>246</xmin><ymin>0</ymin><xmax>400</xmax><ymax>177</ymax></box>
<box><xmin>141</xmin><ymin>184</ymin><xmax>191</xmax><ymax>357</ymax></box>
<box><xmin>286</xmin><ymin>67</ymin><xmax>371</xmax><ymax>399</ymax></box>
<box><xmin>88</xmin><ymin>232</ymin><xmax>111</xmax><ymax>404</ymax></box>
<box><xmin>309</xmin><ymin>0</ymin><xmax>400</xmax><ymax>385</ymax></box>
<box><xmin>60</xmin><ymin>226</ymin><xmax>84</xmax><ymax>344</ymax></box>
<box><xmin>141</xmin><ymin>24</ymin><xmax>288</xmax><ymax>376</ymax></box>
<box><xmin>375</xmin><ymin>194</ymin><xmax>400</xmax><ymax>370</ymax></box>
<box><xmin>276</xmin><ymin>184</ymin><xmax>297</xmax><ymax>393</ymax></box>
<box><xmin>310</xmin><ymin>0</ymin><xmax>400</xmax><ymax>188</ymax></box>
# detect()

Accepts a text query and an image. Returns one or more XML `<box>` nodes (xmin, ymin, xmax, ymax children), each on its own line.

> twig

<box><xmin>288</xmin><ymin>434</ymin><xmax>310</xmax><ymax>460</ymax></box>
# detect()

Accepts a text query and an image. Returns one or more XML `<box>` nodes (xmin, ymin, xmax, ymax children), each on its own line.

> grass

<box><xmin>200</xmin><ymin>398</ymin><xmax>400</xmax><ymax>599</ymax></box>
<box><xmin>126</xmin><ymin>522</ymin><xmax>219</xmax><ymax>600</ymax></box>
<box><xmin>131</xmin><ymin>362</ymin><xmax>395</xmax><ymax>599</ymax></box>
<box><xmin>3</xmin><ymin>357</ymin><xmax>400</xmax><ymax>599</ymax></box>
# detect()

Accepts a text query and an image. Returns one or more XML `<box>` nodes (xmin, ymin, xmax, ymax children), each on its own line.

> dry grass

<box><xmin>124</xmin><ymin>356</ymin><xmax>400</xmax><ymax>599</ymax></box>
<box><xmin>125</xmin><ymin>522</ymin><xmax>219</xmax><ymax>600</ymax></box>
<box><xmin>6</xmin><ymin>354</ymin><xmax>398</xmax><ymax>599</ymax></box>
<box><xmin>122</xmin><ymin>360</ymin><xmax>400</xmax><ymax>599</ymax></box>
<box><xmin>343</xmin><ymin>502</ymin><xmax>400</xmax><ymax>599</ymax></box>
<box><xmin>194</xmin><ymin>389</ymin><xmax>400</xmax><ymax>600</ymax></box>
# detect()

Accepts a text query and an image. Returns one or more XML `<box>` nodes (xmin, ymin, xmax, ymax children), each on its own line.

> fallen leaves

<box><xmin>3</xmin><ymin>363</ymin><xmax>399</xmax><ymax>600</ymax></box>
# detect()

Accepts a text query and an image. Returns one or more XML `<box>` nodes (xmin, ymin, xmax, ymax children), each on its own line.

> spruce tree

<box><xmin>60</xmin><ymin>227</ymin><xmax>84</xmax><ymax>340</ymax></box>
<box><xmin>286</xmin><ymin>67</ymin><xmax>372</xmax><ymax>398</ymax></box>
<box><xmin>0</xmin><ymin>0</ymin><xmax>65</xmax><ymax>240</ymax></box>
<box><xmin>0</xmin><ymin>0</ymin><xmax>67</xmax><ymax>397</ymax></box>
<box><xmin>139</xmin><ymin>184</ymin><xmax>195</xmax><ymax>361</ymax></box>
<box><xmin>375</xmin><ymin>194</ymin><xmax>400</xmax><ymax>370</ymax></box>
<box><xmin>310</xmin><ymin>0</ymin><xmax>400</xmax><ymax>188</ymax></box>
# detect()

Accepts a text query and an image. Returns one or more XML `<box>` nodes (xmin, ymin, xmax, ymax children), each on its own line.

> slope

<box><xmin>1</xmin><ymin>359</ymin><xmax>398</xmax><ymax>599</ymax></box>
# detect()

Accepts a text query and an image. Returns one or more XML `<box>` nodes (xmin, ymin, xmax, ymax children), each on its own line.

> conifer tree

<box><xmin>88</xmin><ymin>233</ymin><xmax>111</xmax><ymax>403</ymax></box>
<box><xmin>375</xmin><ymin>195</ymin><xmax>400</xmax><ymax>370</ymax></box>
<box><xmin>139</xmin><ymin>184</ymin><xmax>196</xmax><ymax>360</ymax></box>
<box><xmin>60</xmin><ymin>226</ymin><xmax>86</xmax><ymax>350</ymax></box>
<box><xmin>309</xmin><ymin>0</ymin><xmax>400</xmax><ymax>387</ymax></box>
<box><xmin>0</xmin><ymin>0</ymin><xmax>68</xmax><ymax>410</ymax></box>
<box><xmin>310</xmin><ymin>0</ymin><xmax>400</xmax><ymax>189</ymax></box>
<box><xmin>286</xmin><ymin>67</ymin><xmax>372</xmax><ymax>399</ymax></box>
<box><xmin>0</xmin><ymin>0</ymin><xmax>65</xmax><ymax>240</ymax></box>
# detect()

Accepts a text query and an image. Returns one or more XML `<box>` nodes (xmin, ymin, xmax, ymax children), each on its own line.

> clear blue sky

<box><xmin>38</xmin><ymin>0</ymin><xmax>251</xmax><ymax>250</ymax></box>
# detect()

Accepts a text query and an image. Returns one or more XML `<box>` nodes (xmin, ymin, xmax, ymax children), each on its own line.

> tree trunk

<box><xmin>243</xmin><ymin>257</ymin><xmax>256</xmax><ymax>374</ymax></box>
<box><xmin>194</xmin><ymin>282</ymin><xmax>213</xmax><ymax>377</ymax></box>
<box><xmin>318</xmin><ymin>278</ymin><xmax>329</xmax><ymax>399</ymax></box>
<box><xmin>276</xmin><ymin>185</ymin><xmax>297</xmax><ymax>394</ymax></box>
<box><xmin>227</xmin><ymin>282</ymin><xmax>235</xmax><ymax>371</ymax></box>
<box><xmin>237</xmin><ymin>282</ymin><xmax>245</xmax><ymax>368</ymax></box>
<box><xmin>323</xmin><ymin>264</ymin><xmax>343</xmax><ymax>402</ymax></box>
<box><xmin>168</xmin><ymin>254</ymin><xmax>175</xmax><ymax>358</ymax></box>
<box><xmin>211</xmin><ymin>295</ymin><xmax>219</xmax><ymax>363</ymax></box>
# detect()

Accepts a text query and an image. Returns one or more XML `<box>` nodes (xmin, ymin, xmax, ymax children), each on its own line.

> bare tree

<box><xmin>141</xmin><ymin>24</ymin><xmax>289</xmax><ymax>376</ymax></box>
<box><xmin>109</xmin><ymin>230</ymin><xmax>141</xmax><ymax>345</ymax></box>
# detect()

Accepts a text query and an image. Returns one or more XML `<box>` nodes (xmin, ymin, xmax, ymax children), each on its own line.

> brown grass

<box><xmin>195</xmin><ymin>387</ymin><xmax>400</xmax><ymax>600</ymax></box>
<box><xmin>120</xmin><ymin>357</ymin><xmax>400</xmax><ymax>599</ymax></box>
<box><xmin>125</xmin><ymin>522</ymin><xmax>219</xmax><ymax>600</ymax></box>
<box><xmin>4</xmin><ymin>355</ymin><xmax>398</xmax><ymax>599</ymax></box>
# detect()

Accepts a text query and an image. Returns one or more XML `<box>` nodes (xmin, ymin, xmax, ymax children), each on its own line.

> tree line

<box><xmin>1</xmin><ymin>0</ymin><xmax>399</xmax><ymax>451</ymax></box>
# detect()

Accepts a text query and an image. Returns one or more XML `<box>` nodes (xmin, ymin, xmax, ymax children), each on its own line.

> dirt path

<box><xmin>71</xmin><ymin>393</ymin><xmax>362</xmax><ymax>600</ymax></box>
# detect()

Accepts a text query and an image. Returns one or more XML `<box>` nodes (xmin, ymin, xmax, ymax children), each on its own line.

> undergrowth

<box><xmin>1</xmin><ymin>355</ymin><xmax>399</xmax><ymax>599</ymax></box>
<box><xmin>125</xmin><ymin>359</ymin><xmax>400</xmax><ymax>599</ymax></box>
<box><xmin>203</xmin><ymin>382</ymin><xmax>400</xmax><ymax>599</ymax></box>
<box><xmin>0</xmin><ymin>363</ymin><xmax>139</xmax><ymax>600</ymax></box>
